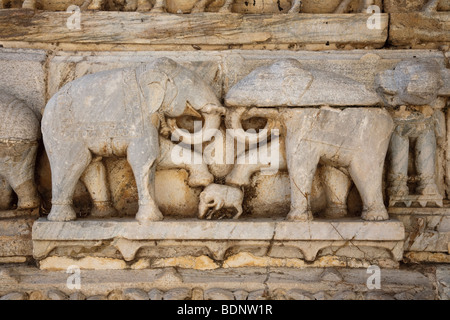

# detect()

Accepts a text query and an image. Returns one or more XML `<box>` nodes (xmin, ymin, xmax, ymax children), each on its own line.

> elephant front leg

<box><xmin>128</xmin><ymin>137</ymin><xmax>163</xmax><ymax>223</ymax></box>
<box><xmin>387</xmin><ymin>130</ymin><xmax>409</xmax><ymax>197</ymax></box>
<box><xmin>47</xmin><ymin>142</ymin><xmax>92</xmax><ymax>221</ymax></box>
<box><xmin>80</xmin><ymin>158</ymin><xmax>118</xmax><ymax>218</ymax></box>
<box><xmin>319</xmin><ymin>166</ymin><xmax>352</xmax><ymax>219</ymax></box>
<box><xmin>286</xmin><ymin>147</ymin><xmax>319</xmax><ymax>221</ymax></box>
<box><xmin>415</xmin><ymin>129</ymin><xmax>440</xmax><ymax>196</ymax></box>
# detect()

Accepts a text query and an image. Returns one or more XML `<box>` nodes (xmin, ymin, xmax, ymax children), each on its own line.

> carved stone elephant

<box><xmin>225</xmin><ymin>59</ymin><xmax>394</xmax><ymax>222</ymax></box>
<box><xmin>198</xmin><ymin>183</ymin><xmax>244</xmax><ymax>219</ymax></box>
<box><xmin>0</xmin><ymin>91</ymin><xmax>40</xmax><ymax>210</ymax></box>
<box><xmin>42</xmin><ymin>58</ymin><xmax>225</xmax><ymax>223</ymax></box>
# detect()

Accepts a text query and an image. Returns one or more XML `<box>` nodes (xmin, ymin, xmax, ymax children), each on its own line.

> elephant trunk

<box><xmin>225</xmin><ymin>107</ymin><xmax>279</xmax><ymax>146</ymax></box>
<box><xmin>168</xmin><ymin>105</ymin><xmax>225</xmax><ymax>145</ymax></box>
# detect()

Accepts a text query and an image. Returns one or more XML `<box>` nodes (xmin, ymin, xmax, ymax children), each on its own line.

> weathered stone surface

<box><xmin>33</xmin><ymin>218</ymin><xmax>405</xmax><ymax>241</ymax></box>
<box><xmin>0</xmin><ymin>265</ymin><xmax>442</xmax><ymax>300</ymax></box>
<box><xmin>39</xmin><ymin>256</ymin><xmax>128</xmax><ymax>270</ymax></box>
<box><xmin>0</xmin><ymin>218</ymin><xmax>34</xmax><ymax>257</ymax></box>
<box><xmin>148</xmin><ymin>288</ymin><xmax>164</xmax><ymax>300</ymax></box>
<box><xmin>225</xmin><ymin>58</ymin><xmax>381</xmax><ymax>107</ymax></box>
<box><xmin>390</xmin><ymin>206</ymin><xmax>450</xmax><ymax>253</ymax></box>
<box><xmin>0</xmin><ymin>48</ymin><xmax>46</xmax><ymax>117</ymax></box>
<box><xmin>0</xmin><ymin>11</ymin><xmax>388</xmax><ymax>50</ymax></box>
<box><xmin>152</xmin><ymin>255</ymin><xmax>219</xmax><ymax>270</ymax></box>
<box><xmin>32</xmin><ymin>217</ymin><xmax>405</xmax><ymax>267</ymax></box>
<box><xmin>437</xmin><ymin>266</ymin><xmax>450</xmax><ymax>300</ymax></box>
<box><xmin>47</xmin><ymin>289</ymin><xmax>68</xmax><ymax>300</ymax></box>
<box><xmin>389</xmin><ymin>12</ymin><xmax>450</xmax><ymax>48</ymax></box>
<box><xmin>384</xmin><ymin>0</ymin><xmax>450</xmax><ymax>12</ymax></box>
<box><xmin>404</xmin><ymin>252</ymin><xmax>450</xmax><ymax>263</ymax></box>
<box><xmin>0</xmin><ymin>292</ymin><xmax>28</xmax><ymax>300</ymax></box>
<box><xmin>204</xmin><ymin>288</ymin><xmax>235</xmax><ymax>300</ymax></box>
<box><xmin>123</xmin><ymin>288</ymin><xmax>149</xmax><ymax>300</ymax></box>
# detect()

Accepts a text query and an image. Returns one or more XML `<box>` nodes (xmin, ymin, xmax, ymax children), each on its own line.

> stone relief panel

<box><xmin>42</xmin><ymin>57</ymin><xmax>226</xmax><ymax>222</ymax></box>
<box><xmin>38</xmin><ymin>50</ymin><xmax>449</xmax><ymax>222</ymax></box>
<box><xmin>0</xmin><ymin>49</ymin><xmax>448</xmax><ymax>267</ymax></box>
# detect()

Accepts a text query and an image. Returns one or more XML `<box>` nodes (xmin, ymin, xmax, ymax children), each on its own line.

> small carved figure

<box><xmin>0</xmin><ymin>91</ymin><xmax>40</xmax><ymax>210</ymax></box>
<box><xmin>377</xmin><ymin>60</ymin><xmax>447</xmax><ymax>207</ymax></box>
<box><xmin>42</xmin><ymin>58</ymin><xmax>225</xmax><ymax>223</ymax></box>
<box><xmin>198</xmin><ymin>183</ymin><xmax>244</xmax><ymax>219</ymax></box>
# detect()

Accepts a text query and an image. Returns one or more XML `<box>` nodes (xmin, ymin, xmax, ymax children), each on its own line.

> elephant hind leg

<box><xmin>47</xmin><ymin>142</ymin><xmax>92</xmax><ymax>221</ymax></box>
<box><xmin>2</xmin><ymin>144</ymin><xmax>40</xmax><ymax>210</ymax></box>
<box><xmin>349</xmin><ymin>156</ymin><xmax>388</xmax><ymax>221</ymax></box>
<box><xmin>286</xmin><ymin>147</ymin><xmax>320</xmax><ymax>221</ymax></box>
<box><xmin>128</xmin><ymin>137</ymin><xmax>163</xmax><ymax>223</ymax></box>
<box><xmin>80</xmin><ymin>159</ymin><xmax>118</xmax><ymax>218</ymax></box>
<box><xmin>0</xmin><ymin>177</ymin><xmax>13</xmax><ymax>210</ymax></box>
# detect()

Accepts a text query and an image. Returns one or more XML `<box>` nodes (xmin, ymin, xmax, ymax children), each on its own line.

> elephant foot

<box><xmin>387</xmin><ymin>185</ymin><xmax>409</xmax><ymax>198</ymax></box>
<box><xmin>361</xmin><ymin>207</ymin><xmax>389</xmax><ymax>221</ymax></box>
<box><xmin>17</xmin><ymin>195</ymin><xmax>40</xmax><ymax>210</ymax></box>
<box><xmin>16</xmin><ymin>180</ymin><xmax>40</xmax><ymax>210</ymax></box>
<box><xmin>136</xmin><ymin>203</ymin><xmax>163</xmax><ymax>223</ymax></box>
<box><xmin>286</xmin><ymin>209</ymin><xmax>313</xmax><ymax>222</ymax></box>
<box><xmin>91</xmin><ymin>202</ymin><xmax>118</xmax><ymax>218</ymax></box>
<box><xmin>417</xmin><ymin>183</ymin><xmax>440</xmax><ymax>196</ymax></box>
<box><xmin>47</xmin><ymin>204</ymin><xmax>77</xmax><ymax>221</ymax></box>
<box><xmin>188</xmin><ymin>172</ymin><xmax>214</xmax><ymax>188</ymax></box>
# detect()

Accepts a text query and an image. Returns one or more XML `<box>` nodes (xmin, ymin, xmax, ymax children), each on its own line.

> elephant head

<box><xmin>137</xmin><ymin>58</ymin><xmax>226</xmax><ymax>145</ymax></box>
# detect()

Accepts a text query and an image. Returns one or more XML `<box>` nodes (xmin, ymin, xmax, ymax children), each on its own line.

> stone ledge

<box><xmin>0</xmin><ymin>265</ymin><xmax>442</xmax><ymax>300</ymax></box>
<box><xmin>32</xmin><ymin>218</ymin><xmax>405</xmax><ymax>241</ymax></box>
<box><xmin>389</xmin><ymin>12</ymin><xmax>450</xmax><ymax>49</ymax></box>
<box><xmin>32</xmin><ymin>218</ymin><xmax>405</xmax><ymax>267</ymax></box>
<box><xmin>0</xmin><ymin>11</ymin><xmax>388</xmax><ymax>49</ymax></box>
<box><xmin>0</xmin><ymin>216</ymin><xmax>35</xmax><ymax>257</ymax></box>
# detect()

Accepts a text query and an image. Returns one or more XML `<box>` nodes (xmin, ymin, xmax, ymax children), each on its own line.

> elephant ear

<box><xmin>137</xmin><ymin>70</ymin><xmax>170</xmax><ymax>114</ymax></box>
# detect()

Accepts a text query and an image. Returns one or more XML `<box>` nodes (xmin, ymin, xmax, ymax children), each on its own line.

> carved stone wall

<box><xmin>0</xmin><ymin>0</ymin><xmax>449</xmax><ymax>300</ymax></box>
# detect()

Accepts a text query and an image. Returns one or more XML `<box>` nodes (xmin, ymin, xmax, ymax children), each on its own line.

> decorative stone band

<box><xmin>32</xmin><ymin>218</ymin><xmax>406</xmax><ymax>267</ymax></box>
<box><xmin>33</xmin><ymin>218</ymin><xmax>405</xmax><ymax>241</ymax></box>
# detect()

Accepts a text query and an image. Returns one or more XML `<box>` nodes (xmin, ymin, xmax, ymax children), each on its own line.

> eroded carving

<box><xmin>42</xmin><ymin>57</ymin><xmax>225</xmax><ymax>223</ymax></box>
<box><xmin>0</xmin><ymin>90</ymin><xmax>40</xmax><ymax>211</ymax></box>
<box><xmin>224</xmin><ymin>59</ymin><xmax>393</xmax><ymax>221</ymax></box>
<box><xmin>377</xmin><ymin>59</ymin><xmax>448</xmax><ymax>208</ymax></box>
